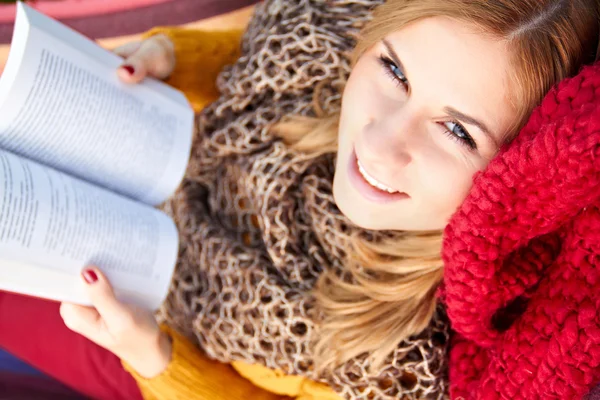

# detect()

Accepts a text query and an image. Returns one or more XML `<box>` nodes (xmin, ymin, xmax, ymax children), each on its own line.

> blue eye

<box><xmin>378</xmin><ymin>55</ymin><xmax>409</xmax><ymax>89</ymax></box>
<box><xmin>389</xmin><ymin>63</ymin><xmax>403</xmax><ymax>79</ymax></box>
<box><xmin>443</xmin><ymin>121</ymin><xmax>477</xmax><ymax>149</ymax></box>
<box><xmin>377</xmin><ymin>53</ymin><xmax>477</xmax><ymax>150</ymax></box>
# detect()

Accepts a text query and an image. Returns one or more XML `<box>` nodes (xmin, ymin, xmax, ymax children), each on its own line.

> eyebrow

<box><xmin>444</xmin><ymin>107</ymin><xmax>498</xmax><ymax>146</ymax></box>
<box><xmin>382</xmin><ymin>39</ymin><xmax>408</xmax><ymax>81</ymax></box>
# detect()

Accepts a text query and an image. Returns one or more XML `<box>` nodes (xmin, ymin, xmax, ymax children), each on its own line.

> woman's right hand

<box><xmin>114</xmin><ymin>33</ymin><xmax>176</xmax><ymax>84</ymax></box>
<box><xmin>60</xmin><ymin>267</ymin><xmax>172</xmax><ymax>379</ymax></box>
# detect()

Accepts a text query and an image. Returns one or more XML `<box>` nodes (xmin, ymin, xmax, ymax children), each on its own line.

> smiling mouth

<box><xmin>348</xmin><ymin>148</ymin><xmax>409</xmax><ymax>204</ymax></box>
<box><xmin>356</xmin><ymin>159</ymin><xmax>399</xmax><ymax>194</ymax></box>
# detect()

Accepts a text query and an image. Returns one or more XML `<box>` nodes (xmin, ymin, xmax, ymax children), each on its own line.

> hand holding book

<box><xmin>60</xmin><ymin>33</ymin><xmax>183</xmax><ymax>380</ymax></box>
<box><xmin>60</xmin><ymin>266</ymin><xmax>172</xmax><ymax>379</ymax></box>
<box><xmin>114</xmin><ymin>33</ymin><xmax>177</xmax><ymax>84</ymax></box>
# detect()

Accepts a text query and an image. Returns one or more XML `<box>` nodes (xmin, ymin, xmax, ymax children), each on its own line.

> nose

<box><xmin>357</xmin><ymin>106</ymin><xmax>418</xmax><ymax>168</ymax></box>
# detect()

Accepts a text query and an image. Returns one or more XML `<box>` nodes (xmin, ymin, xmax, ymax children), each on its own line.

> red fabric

<box><xmin>0</xmin><ymin>291</ymin><xmax>143</xmax><ymax>400</ymax></box>
<box><xmin>442</xmin><ymin>62</ymin><xmax>600</xmax><ymax>399</ymax></box>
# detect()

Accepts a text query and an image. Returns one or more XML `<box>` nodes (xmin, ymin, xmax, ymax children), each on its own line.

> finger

<box><xmin>59</xmin><ymin>302</ymin><xmax>107</xmax><ymax>345</ymax></box>
<box><xmin>113</xmin><ymin>41</ymin><xmax>144</xmax><ymax>84</ymax></box>
<box><xmin>116</xmin><ymin>64</ymin><xmax>142</xmax><ymax>84</ymax></box>
<box><xmin>116</xmin><ymin>37</ymin><xmax>174</xmax><ymax>84</ymax></box>
<box><xmin>81</xmin><ymin>267</ymin><xmax>132</xmax><ymax>329</ymax></box>
<box><xmin>114</xmin><ymin>41</ymin><xmax>147</xmax><ymax>84</ymax></box>
<box><xmin>113</xmin><ymin>41</ymin><xmax>142</xmax><ymax>59</ymax></box>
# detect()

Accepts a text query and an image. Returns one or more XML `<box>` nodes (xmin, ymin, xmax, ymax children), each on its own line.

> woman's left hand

<box><xmin>59</xmin><ymin>267</ymin><xmax>172</xmax><ymax>379</ymax></box>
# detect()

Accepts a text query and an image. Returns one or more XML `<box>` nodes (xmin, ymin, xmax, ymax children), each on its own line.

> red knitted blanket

<box><xmin>443</xmin><ymin>62</ymin><xmax>600</xmax><ymax>399</ymax></box>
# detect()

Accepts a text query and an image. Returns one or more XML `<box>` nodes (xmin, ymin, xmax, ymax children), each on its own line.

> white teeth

<box><xmin>357</xmin><ymin>160</ymin><xmax>398</xmax><ymax>194</ymax></box>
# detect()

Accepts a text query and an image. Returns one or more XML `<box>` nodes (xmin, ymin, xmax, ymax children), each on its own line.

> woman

<box><xmin>2</xmin><ymin>0</ymin><xmax>599</xmax><ymax>399</ymax></box>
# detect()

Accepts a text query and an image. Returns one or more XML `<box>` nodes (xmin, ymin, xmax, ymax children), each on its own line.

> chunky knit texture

<box><xmin>443</xmin><ymin>62</ymin><xmax>600</xmax><ymax>399</ymax></box>
<box><xmin>159</xmin><ymin>0</ymin><xmax>449</xmax><ymax>399</ymax></box>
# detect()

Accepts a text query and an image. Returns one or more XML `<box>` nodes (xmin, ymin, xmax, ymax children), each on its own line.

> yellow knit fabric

<box><xmin>232</xmin><ymin>361</ymin><xmax>343</xmax><ymax>400</ymax></box>
<box><xmin>122</xmin><ymin>28</ymin><xmax>341</xmax><ymax>400</ymax></box>
<box><xmin>123</xmin><ymin>325</ymin><xmax>286</xmax><ymax>400</ymax></box>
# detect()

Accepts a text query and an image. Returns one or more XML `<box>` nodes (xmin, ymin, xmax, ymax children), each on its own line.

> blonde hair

<box><xmin>274</xmin><ymin>0</ymin><xmax>600</xmax><ymax>372</ymax></box>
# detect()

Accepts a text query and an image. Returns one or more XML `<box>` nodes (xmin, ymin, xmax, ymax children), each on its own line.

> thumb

<box><xmin>59</xmin><ymin>302</ymin><xmax>114</xmax><ymax>347</ymax></box>
<box><xmin>115</xmin><ymin>36</ymin><xmax>174</xmax><ymax>84</ymax></box>
<box><xmin>113</xmin><ymin>41</ymin><xmax>146</xmax><ymax>84</ymax></box>
<box><xmin>113</xmin><ymin>41</ymin><xmax>142</xmax><ymax>59</ymax></box>
<box><xmin>81</xmin><ymin>267</ymin><xmax>131</xmax><ymax>328</ymax></box>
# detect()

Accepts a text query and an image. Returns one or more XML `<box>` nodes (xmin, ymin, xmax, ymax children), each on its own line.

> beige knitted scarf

<box><xmin>161</xmin><ymin>1</ymin><xmax>449</xmax><ymax>398</ymax></box>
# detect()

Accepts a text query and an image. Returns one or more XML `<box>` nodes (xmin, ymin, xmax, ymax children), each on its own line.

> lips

<box><xmin>347</xmin><ymin>148</ymin><xmax>409</xmax><ymax>204</ymax></box>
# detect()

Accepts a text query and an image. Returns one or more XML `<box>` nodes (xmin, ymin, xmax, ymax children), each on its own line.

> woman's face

<box><xmin>335</xmin><ymin>17</ymin><xmax>517</xmax><ymax>231</ymax></box>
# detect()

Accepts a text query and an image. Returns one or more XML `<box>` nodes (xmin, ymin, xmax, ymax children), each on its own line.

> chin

<box><xmin>346</xmin><ymin>212</ymin><xmax>386</xmax><ymax>230</ymax></box>
<box><xmin>333</xmin><ymin>171</ymin><xmax>387</xmax><ymax>230</ymax></box>
<box><xmin>333</xmin><ymin>195</ymin><xmax>385</xmax><ymax>230</ymax></box>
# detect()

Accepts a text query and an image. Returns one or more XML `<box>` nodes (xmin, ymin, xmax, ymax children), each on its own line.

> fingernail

<box><xmin>82</xmin><ymin>269</ymin><xmax>98</xmax><ymax>284</ymax></box>
<box><xmin>122</xmin><ymin>64</ymin><xmax>135</xmax><ymax>75</ymax></box>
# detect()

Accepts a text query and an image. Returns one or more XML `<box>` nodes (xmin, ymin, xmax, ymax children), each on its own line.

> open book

<box><xmin>0</xmin><ymin>3</ymin><xmax>194</xmax><ymax>310</ymax></box>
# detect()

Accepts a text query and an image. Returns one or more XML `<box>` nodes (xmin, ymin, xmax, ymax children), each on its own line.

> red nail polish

<box><xmin>82</xmin><ymin>269</ymin><xmax>98</xmax><ymax>284</ymax></box>
<box><xmin>122</xmin><ymin>65</ymin><xmax>135</xmax><ymax>75</ymax></box>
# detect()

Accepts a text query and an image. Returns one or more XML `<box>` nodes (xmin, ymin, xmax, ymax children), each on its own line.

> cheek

<box><xmin>418</xmin><ymin>152</ymin><xmax>479</xmax><ymax>216</ymax></box>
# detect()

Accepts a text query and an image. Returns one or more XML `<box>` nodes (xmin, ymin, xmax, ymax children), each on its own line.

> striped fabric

<box><xmin>0</xmin><ymin>0</ymin><xmax>259</xmax><ymax>42</ymax></box>
<box><xmin>0</xmin><ymin>0</ymin><xmax>257</xmax><ymax>73</ymax></box>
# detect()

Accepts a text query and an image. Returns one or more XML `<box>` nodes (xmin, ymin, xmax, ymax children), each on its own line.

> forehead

<box><xmin>383</xmin><ymin>17</ymin><xmax>517</xmax><ymax>140</ymax></box>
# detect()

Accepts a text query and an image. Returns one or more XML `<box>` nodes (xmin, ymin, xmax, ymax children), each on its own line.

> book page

<box><xmin>0</xmin><ymin>4</ymin><xmax>194</xmax><ymax>206</ymax></box>
<box><xmin>0</xmin><ymin>150</ymin><xmax>178</xmax><ymax>310</ymax></box>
